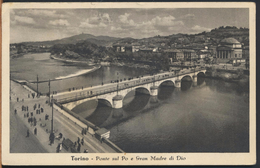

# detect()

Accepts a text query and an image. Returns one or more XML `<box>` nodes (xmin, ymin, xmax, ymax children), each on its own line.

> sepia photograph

<box><xmin>2</xmin><ymin>2</ymin><xmax>256</xmax><ymax>165</ymax></box>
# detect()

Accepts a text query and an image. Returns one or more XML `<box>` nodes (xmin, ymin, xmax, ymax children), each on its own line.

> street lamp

<box><xmin>48</xmin><ymin>79</ymin><xmax>51</xmax><ymax>104</ymax></box>
<box><xmin>101</xmin><ymin>66</ymin><xmax>104</xmax><ymax>85</ymax></box>
<box><xmin>49</xmin><ymin>95</ymin><xmax>55</xmax><ymax>145</ymax></box>
<box><xmin>36</xmin><ymin>74</ymin><xmax>39</xmax><ymax>97</ymax></box>
<box><xmin>116</xmin><ymin>71</ymin><xmax>119</xmax><ymax>95</ymax></box>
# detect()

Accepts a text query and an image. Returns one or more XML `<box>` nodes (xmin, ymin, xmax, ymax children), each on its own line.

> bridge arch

<box><xmin>123</xmin><ymin>86</ymin><xmax>150</xmax><ymax>112</ymax></box>
<box><xmin>181</xmin><ymin>75</ymin><xmax>193</xmax><ymax>91</ymax></box>
<box><xmin>97</xmin><ymin>98</ymin><xmax>113</xmax><ymax>107</ymax></box>
<box><xmin>70</xmin><ymin>99</ymin><xmax>98</xmax><ymax>119</ymax></box>
<box><xmin>135</xmin><ymin>87</ymin><xmax>150</xmax><ymax>95</ymax></box>
<box><xmin>159</xmin><ymin>80</ymin><xmax>175</xmax><ymax>88</ymax></box>
<box><xmin>181</xmin><ymin>75</ymin><xmax>193</xmax><ymax>82</ymax></box>
<box><xmin>197</xmin><ymin>72</ymin><xmax>205</xmax><ymax>77</ymax></box>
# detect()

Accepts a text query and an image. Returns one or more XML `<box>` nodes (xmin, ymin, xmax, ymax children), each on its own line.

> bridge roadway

<box><xmin>53</xmin><ymin>67</ymin><xmax>206</xmax><ymax>108</ymax></box>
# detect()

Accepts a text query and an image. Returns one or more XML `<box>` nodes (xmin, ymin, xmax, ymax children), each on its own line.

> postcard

<box><xmin>2</xmin><ymin>2</ymin><xmax>256</xmax><ymax>165</ymax></box>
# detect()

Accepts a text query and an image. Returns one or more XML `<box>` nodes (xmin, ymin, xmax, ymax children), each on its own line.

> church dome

<box><xmin>220</xmin><ymin>38</ymin><xmax>240</xmax><ymax>44</ymax></box>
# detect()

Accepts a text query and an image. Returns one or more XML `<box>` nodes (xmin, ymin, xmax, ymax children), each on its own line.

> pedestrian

<box><xmin>81</xmin><ymin>128</ymin><xmax>84</xmax><ymax>135</ymax></box>
<box><xmin>38</xmin><ymin>103</ymin><xmax>40</xmax><ymax>108</ymax></box>
<box><xmin>17</xmin><ymin>97</ymin><xmax>19</xmax><ymax>102</ymax></box>
<box><xmin>81</xmin><ymin>137</ymin><xmax>84</xmax><ymax>146</ymax></box>
<box><xmin>24</xmin><ymin>114</ymin><xmax>26</xmax><ymax>118</ymax></box>
<box><xmin>27</xmin><ymin>106</ymin><xmax>28</xmax><ymax>111</ymax></box>
<box><xmin>28</xmin><ymin>94</ymin><xmax>30</xmax><ymax>98</ymax></box>
<box><xmin>59</xmin><ymin>143</ymin><xmax>62</xmax><ymax>151</ymax></box>
<box><xmin>45</xmin><ymin>114</ymin><xmax>49</xmax><ymax>120</ymax></box>
<box><xmin>14</xmin><ymin>109</ymin><xmax>17</xmax><ymax>115</ymax></box>
<box><xmin>31</xmin><ymin>112</ymin><xmax>33</xmax><ymax>117</ymax></box>
<box><xmin>77</xmin><ymin>143</ymin><xmax>81</xmax><ymax>152</ymax></box>
<box><xmin>85</xmin><ymin>127</ymin><xmax>88</xmax><ymax>135</ymax></box>
<box><xmin>84</xmin><ymin>149</ymin><xmax>88</xmax><ymax>153</ymax></box>
<box><xmin>34</xmin><ymin>117</ymin><xmax>37</xmax><ymax>126</ymax></box>
<box><xmin>77</xmin><ymin>137</ymin><xmax>80</xmax><ymax>144</ymax></box>
<box><xmin>41</xmin><ymin>108</ymin><xmax>43</xmax><ymax>113</ymax></box>
<box><xmin>49</xmin><ymin>133</ymin><xmax>54</xmax><ymax>145</ymax></box>
<box><xmin>27</xmin><ymin>112</ymin><xmax>29</xmax><ymax>117</ymax></box>
<box><xmin>26</xmin><ymin>129</ymin><xmax>30</xmax><ymax>137</ymax></box>
<box><xmin>56</xmin><ymin>144</ymin><xmax>60</xmax><ymax>153</ymax></box>
<box><xmin>34</xmin><ymin>128</ymin><xmax>37</xmax><ymax>135</ymax></box>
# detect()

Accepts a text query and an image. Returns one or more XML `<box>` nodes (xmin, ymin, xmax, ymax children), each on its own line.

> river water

<box><xmin>10</xmin><ymin>53</ymin><xmax>249</xmax><ymax>153</ymax></box>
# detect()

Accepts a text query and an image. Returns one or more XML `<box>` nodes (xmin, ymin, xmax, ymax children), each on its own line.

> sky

<box><xmin>10</xmin><ymin>8</ymin><xmax>249</xmax><ymax>43</ymax></box>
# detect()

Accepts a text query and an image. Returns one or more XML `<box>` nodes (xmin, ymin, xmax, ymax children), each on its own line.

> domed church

<box><xmin>216</xmin><ymin>37</ymin><xmax>242</xmax><ymax>59</ymax></box>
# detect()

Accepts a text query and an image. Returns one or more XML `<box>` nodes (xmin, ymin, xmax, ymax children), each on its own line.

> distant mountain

<box><xmin>17</xmin><ymin>33</ymin><xmax>121</xmax><ymax>47</ymax></box>
<box><xmin>12</xmin><ymin>26</ymin><xmax>249</xmax><ymax>52</ymax></box>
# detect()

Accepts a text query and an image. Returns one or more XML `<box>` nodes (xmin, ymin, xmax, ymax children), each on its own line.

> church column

<box><xmin>226</xmin><ymin>51</ymin><xmax>228</xmax><ymax>59</ymax></box>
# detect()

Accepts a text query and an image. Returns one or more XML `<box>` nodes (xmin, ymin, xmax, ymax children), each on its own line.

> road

<box><xmin>10</xmin><ymin>80</ymin><xmax>117</xmax><ymax>153</ymax></box>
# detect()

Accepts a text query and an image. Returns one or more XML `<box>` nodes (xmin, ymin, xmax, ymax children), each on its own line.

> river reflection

<box><xmin>107</xmin><ymin>78</ymin><xmax>249</xmax><ymax>153</ymax></box>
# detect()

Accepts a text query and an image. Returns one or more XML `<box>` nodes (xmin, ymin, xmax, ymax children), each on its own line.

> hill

<box><xmin>16</xmin><ymin>33</ymin><xmax>121</xmax><ymax>47</ymax></box>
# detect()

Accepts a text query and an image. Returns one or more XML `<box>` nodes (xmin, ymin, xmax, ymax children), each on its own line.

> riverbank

<box><xmin>205</xmin><ymin>67</ymin><xmax>249</xmax><ymax>87</ymax></box>
<box><xmin>50</xmin><ymin>54</ymin><xmax>95</xmax><ymax>65</ymax></box>
<box><xmin>52</xmin><ymin>54</ymin><xmax>157</xmax><ymax>72</ymax></box>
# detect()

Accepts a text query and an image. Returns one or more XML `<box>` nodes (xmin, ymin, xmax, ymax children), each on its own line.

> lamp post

<box><xmin>116</xmin><ymin>72</ymin><xmax>119</xmax><ymax>95</ymax></box>
<box><xmin>102</xmin><ymin>66</ymin><xmax>104</xmax><ymax>85</ymax></box>
<box><xmin>48</xmin><ymin>79</ymin><xmax>51</xmax><ymax>104</ymax></box>
<box><xmin>49</xmin><ymin>96</ymin><xmax>54</xmax><ymax>145</ymax></box>
<box><xmin>36</xmin><ymin>74</ymin><xmax>39</xmax><ymax>97</ymax></box>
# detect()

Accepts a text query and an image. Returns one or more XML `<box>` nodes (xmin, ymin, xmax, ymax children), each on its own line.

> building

<box><xmin>113</xmin><ymin>44</ymin><xmax>122</xmax><ymax>52</ymax></box>
<box><xmin>139</xmin><ymin>48</ymin><xmax>154</xmax><ymax>53</ymax></box>
<box><xmin>131</xmin><ymin>43</ymin><xmax>141</xmax><ymax>52</ymax></box>
<box><xmin>198</xmin><ymin>46</ymin><xmax>212</xmax><ymax>59</ymax></box>
<box><xmin>183</xmin><ymin>49</ymin><xmax>197</xmax><ymax>61</ymax></box>
<box><xmin>164</xmin><ymin>49</ymin><xmax>183</xmax><ymax>61</ymax></box>
<box><xmin>216</xmin><ymin>38</ymin><xmax>242</xmax><ymax>59</ymax></box>
<box><xmin>164</xmin><ymin>49</ymin><xmax>197</xmax><ymax>62</ymax></box>
<box><xmin>242</xmin><ymin>46</ymin><xmax>249</xmax><ymax>58</ymax></box>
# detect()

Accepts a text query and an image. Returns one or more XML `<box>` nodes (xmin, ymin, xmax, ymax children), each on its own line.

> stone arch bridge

<box><xmin>54</xmin><ymin>68</ymin><xmax>206</xmax><ymax>110</ymax></box>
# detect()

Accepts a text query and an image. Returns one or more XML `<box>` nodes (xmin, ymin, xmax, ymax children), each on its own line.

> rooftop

<box><xmin>220</xmin><ymin>38</ymin><xmax>240</xmax><ymax>44</ymax></box>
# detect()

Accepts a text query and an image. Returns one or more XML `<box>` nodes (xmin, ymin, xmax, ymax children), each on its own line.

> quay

<box><xmin>10</xmin><ymin>79</ymin><xmax>123</xmax><ymax>153</ymax></box>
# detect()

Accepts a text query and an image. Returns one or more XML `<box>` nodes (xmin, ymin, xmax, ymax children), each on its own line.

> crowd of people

<box><xmin>14</xmin><ymin>91</ymin><xmax>92</xmax><ymax>153</ymax></box>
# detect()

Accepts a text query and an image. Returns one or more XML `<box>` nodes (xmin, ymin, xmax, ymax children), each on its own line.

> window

<box><xmin>235</xmin><ymin>54</ymin><xmax>237</xmax><ymax>57</ymax></box>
